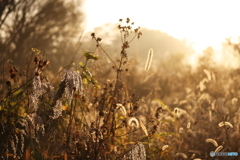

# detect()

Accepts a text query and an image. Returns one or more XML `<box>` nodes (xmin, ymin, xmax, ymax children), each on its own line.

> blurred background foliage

<box><xmin>0</xmin><ymin>0</ymin><xmax>83</xmax><ymax>72</ymax></box>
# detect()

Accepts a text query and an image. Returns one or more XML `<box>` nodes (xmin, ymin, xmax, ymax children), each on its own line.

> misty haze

<box><xmin>0</xmin><ymin>0</ymin><xmax>240</xmax><ymax>159</ymax></box>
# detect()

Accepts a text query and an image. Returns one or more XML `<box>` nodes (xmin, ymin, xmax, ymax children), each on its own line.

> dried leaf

<box><xmin>203</xmin><ymin>69</ymin><xmax>211</xmax><ymax>81</ymax></box>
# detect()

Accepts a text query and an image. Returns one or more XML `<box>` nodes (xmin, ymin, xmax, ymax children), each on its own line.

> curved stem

<box><xmin>0</xmin><ymin>76</ymin><xmax>34</xmax><ymax>103</ymax></box>
<box><xmin>129</xmin><ymin>33</ymin><xmax>137</xmax><ymax>44</ymax></box>
<box><xmin>93</xmin><ymin>37</ymin><xmax>116</xmax><ymax>66</ymax></box>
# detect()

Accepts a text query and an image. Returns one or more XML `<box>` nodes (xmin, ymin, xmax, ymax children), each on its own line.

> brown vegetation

<box><xmin>0</xmin><ymin>17</ymin><xmax>240</xmax><ymax>160</ymax></box>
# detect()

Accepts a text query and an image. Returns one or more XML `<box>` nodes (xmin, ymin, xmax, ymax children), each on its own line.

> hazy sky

<box><xmin>83</xmin><ymin>0</ymin><xmax>240</xmax><ymax>52</ymax></box>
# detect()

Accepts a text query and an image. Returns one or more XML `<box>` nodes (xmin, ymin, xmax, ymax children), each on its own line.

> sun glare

<box><xmin>83</xmin><ymin>0</ymin><xmax>240</xmax><ymax>67</ymax></box>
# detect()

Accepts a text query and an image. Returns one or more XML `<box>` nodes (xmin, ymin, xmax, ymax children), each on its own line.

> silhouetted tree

<box><xmin>0</xmin><ymin>0</ymin><xmax>83</xmax><ymax>71</ymax></box>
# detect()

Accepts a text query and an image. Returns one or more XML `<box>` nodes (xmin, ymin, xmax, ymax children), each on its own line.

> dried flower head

<box><xmin>203</xmin><ymin>69</ymin><xmax>211</xmax><ymax>81</ymax></box>
<box><xmin>155</xmin><ymin>106</ymin><xmax>162</xmax><ymax>119</ymax></box>
<box><xmin>144</xmin><ymin>48</ymin><xmax>153</xmax><ymax>72</ymax></box>
<box><xmin>123</xmin><ymin>142</ymin><xmax>146</xmax><ymax>160</ymax></box>
<box><xmin>116</xmin><ymin>103</ymin><xmax>127</xmax><ymax>115</ymax></box>
<box><xmin>179</xmin><ymin>127</ymin><xmax>184</xmax><ymax>133</ymax></box>
<box><xmin>126</xmin><ymin>17</ymin><xmax>130</xmax><ymax>23</ymax></box>
<box><xmin>218</xmin><ymin>121</ymin><xmax>233</xmax><ymax>128</ymax></box>
<box><xmin>175</xmin><ymin>153</ymin><xmax>187</xmax><ymax>159</ymax></box>
<box><xmin>162</xmin><ymin>145</ymin><xmax>169</xmax><ymax>151</ymax></box>
<box><xmin>206</xmin><ymin>138</ymin><xmax>218</xmax><ymax>147</ymax></box>
<box><xmin>173</xmin><ymin>107</ymin><xmax>187</xmax><ymax>118</ymax></box>
<box><xmin>139</xmin><ymin>119</ymin><xmax>148</xmax><ymax>136</ymax></box>
<box><xmin>61</xmin><ymin>69</ymin><xmax>83</xmax><ymax>102</ymax></box>
<box><xmin>187</xmin><ymin>122</ymin><xmax>191</xmax><ymax>129</ymax></box>
<box><xmin>215</xmin><ymin>145</ymin><xmax>223</xmax><ymax>152</ymax></box>
<box><xmin>128</xmin><ymin>117</ymin><xmax>139</xmax><ymax>128</ymax></box>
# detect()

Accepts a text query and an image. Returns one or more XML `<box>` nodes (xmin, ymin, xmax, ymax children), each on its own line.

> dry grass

<box><xmin>0</xmin><ymin>18</ymin><xmax>240</xmax><ymax>160</ymax></box>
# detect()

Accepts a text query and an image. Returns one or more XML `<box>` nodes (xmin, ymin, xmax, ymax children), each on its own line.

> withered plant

<box><xmin>0</xmin><ymin>18</ymin><xmax>157</xmax><ymax>160</ymax></box>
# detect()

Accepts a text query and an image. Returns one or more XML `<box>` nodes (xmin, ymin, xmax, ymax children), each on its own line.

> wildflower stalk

<box><xmin>26</xmin><ymin>49</ymin><xmax>35</xmax><ymax>82</ymax></box>
<box><xmin>92</xmin><ymin>36</ymin><xmax>116</xmax><ymax>66</ymax></box>
<box><xmin>66</xmin><ymin>97</ymin><xmax>76</xmax><ymax>149</ymax></box>
<box><xmin>0</xmin><ymin>76</ymin><xmax>34</xmax><ymax>103</ymax></box>
<box><xmin>1</xmin><ymin>59</ymin><xmax>5</xmax><ymax>99</ymax></box>
<box><xmin>89</xmin><ymin>18</ymin><xmax>143</xmax><ymax>159</ymax></box>
<box><xmin>142</xmin><ymin>48</ymin><xmax>153</xmax><ymax>84</ymax></box>
<box><xmin>26</xmin><ymin>50</ymin><xmax>36</xmax><ymax>111</ymax></box>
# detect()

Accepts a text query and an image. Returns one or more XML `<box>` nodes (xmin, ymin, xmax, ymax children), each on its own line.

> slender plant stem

<box><xmin>0</xmin><ymin>76</ymin><xmax>34</xmax><ymax>103</ymax></box>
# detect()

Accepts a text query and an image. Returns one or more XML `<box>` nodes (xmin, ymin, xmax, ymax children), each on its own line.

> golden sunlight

<box><xmin>2</xmin><ymin>1</ymin><xmax>240</xmax><ymax>159</ymax></box>
<box><xmin>83</xmin><ymin>0</ymin><xmax>240</xmax><ymax>67</ymax></box>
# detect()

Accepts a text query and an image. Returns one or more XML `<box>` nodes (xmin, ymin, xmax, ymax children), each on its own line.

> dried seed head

<box><xmin>6</xmin><ymin>81</ymin><xmax>11</xmax><ymax>86</ymax></box>
<box><xmin>231</xmin><ymin>98</ymin><xmax>238</xmax><ymax>104</ymax></box>
<box><xmin>85</xmin><ymin>143</ymin><xmax>88</xmax><ymax>150</ymax></box>
<box><xmin>173</xmin><ymin>107</ymin><xmax>187</xmax><ymax>118</ymax></box>
<box><xmin>218</xmin><ymin>121</ymin><xmax>233</xmax><ymax>128</ymax></box>
<box><xmin>123</xmin><ymin>142</ymin><xmax>146</xmax><ymax>159</ymax></box>
<box><xmin>144</xmin><ymin>48</ymin><xmax>153</xmax><ymax>72</ymax></box>
<box><xmin>116</xmin><ymin>103</ymin><xmax>127</xmax><ymax>115</ymax></box>
<box><xmin>99</xmin><ymin>111</ymin><xmax>104</xmax><ymax>117</ymax></box>
<box><xmin>215</xmin><ymin>145</ymin><xmax>223</xmax><ymax>152</ymax></box>
<box><xmin>151</xmin><ymin>125</ymin><xmax>158</xmax><ymax>135</ymax></box>
<box><xmin>34</xmin><ymin>56</ymin><xmax>39</xmax><ymax>64</ymax></box>
<box><xmin>165</xmin><ymin>116</ymin><xmax>174</xmax><ymax>122</ymax></box>
<box><xmin>139</xmin><ymin>119</ymin><xmax>148</xmax><ymax>136</ymax></box>
<box><xmin>126</xmin><ymin>17</ymin><xmax>130</xmax><ymax>23</ymax></box>
<box><xmin>128</xmin><ymin>117</ymin><xmax>139</xmax><ymax>128</ymax></box>
<box><xmin>191</xmin><ymin>153</ymin><xmax>196</xmax><ymax>159</ymax></box>
<box><xmin>91</xmin><ymin>32</ymin><xmax>95</xmax><ymax>38</ymax></box>
<box><xmin>162</xmin><ymin>145</ymin><xmax>169</xmax><ymax>151</ymax></box>
<box><xmin>174</xmin><ymin>108</ymin><xmax>178</xmax><ymax>114</ymax></box>
<box><xmin>187</xmin><ymin>122</ymin><xmax>191</xmax><ymax>129</ymax></box>
<box><xmin>179</xmin><ymin>127</ymin><xmax>184</xmax><ymax>133</ymax></box>
<box><xmin>175</xmin><ymin>153</ymin><xmax>187</xmax><ymax>159</ymax></box>
<box><xmin>203</xmin><ymin>69</ymin><xmax>211</xmax><ymax>81</ymax></box>
<box><xmin>61</xmin><ymin>69</ymin><xmax>83</xmax><ymax>102</ymax></box>
<box><xmin>43</xmin><ymin>60</ymin><xmax>50</xmax><ymax>66</ymax></box>
<box><xmin>206</xmin><ymin>138</ymin><xmax>218</xmax><ymax>147</ymax></box>
<box><xmin>155</xmin><ymin>106</ymin><xmax>162</xmax><ymax>119</ymax></box>
<box><xmin>209</xmin><ymin>110</ymin><xmax>212</xmax><ymax>122</ymax></box>
<box><xmin>114</xmin><ymin>146</ymin><xmax>118</xmax><ymax>153</ymax></box>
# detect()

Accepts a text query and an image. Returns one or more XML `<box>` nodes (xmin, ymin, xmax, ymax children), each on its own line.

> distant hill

<box><xmin>81</xmin><ymin>24</ymin><xmax>194</xmax><ymax>67</ymax></box>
